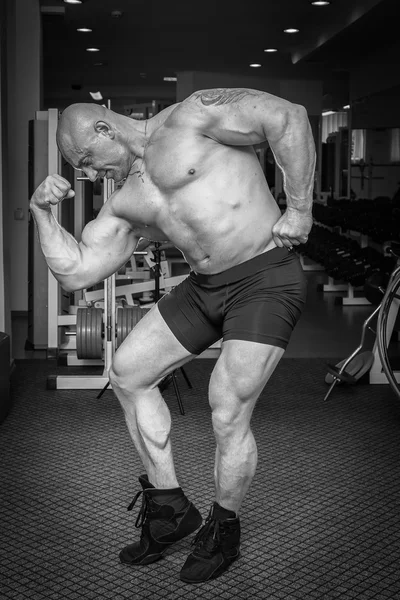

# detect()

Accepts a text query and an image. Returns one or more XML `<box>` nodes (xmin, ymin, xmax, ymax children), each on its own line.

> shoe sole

<box><xmin>180</xmin><ymin>551</ymin><xmax>240</xmax><ymax>584</ymax></box>
<box><xmin>120</xmin><ymin>548</ymin><xmax>169</xmax><ymax>566</ymax></box>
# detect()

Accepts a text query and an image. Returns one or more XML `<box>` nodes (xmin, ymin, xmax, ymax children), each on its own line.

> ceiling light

<box><xmin>86</xmin><ymin>48</ymin><xmax>100</xmax><ymax>52</ymax></box>
<box><xmin>311</xmin><ymin>1</ymin><xmax>331</xmax><ymax>5</ymax></box>
<box><xmin>90</xmin><ymin>92</ymin><xmax>103</xmax><ymax>101</ymax></box>
<box><xmin>163</xmin><ymin>77</ymin><xmax>177</xmax><ymax>82</ymax></box>
<box><xmin>264</xmin><ymin>48</ymin><xmax>278</xmax><ymax>53</ymax></box>
<box><xmin>64</xmin><ymin>0</ymin><xmax>82</xmax><ymax>4</ymax></box>
<box><xmin>343</xmin><ymin>105</ymin><xmax>350</xmax><ymax>110</ymax></box>
<box><xmin>250</xmin><ymin>63</ymin><xmax>262</xmax><ymax>68</ymax></box>
<box><xmin>322</xmin><ymin>110</ymin><xmax>336</xmax><ymax>116</ymax></box>
<box><xmin>284</xmin><ymin>28</ymin><xmax>299</xmax><ymax>33</ymax></box>
<box><xmin>94</xmin><ymin>62</ymin><xmax>104</xmax><ymax>67</ymax></box>
<box><xmin>77</xmin><ymin>28</ymin><xmax>92</xmax><ymax>32</ymax></box>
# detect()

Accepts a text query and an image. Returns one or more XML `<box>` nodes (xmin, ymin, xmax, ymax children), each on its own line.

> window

<box><xmin>390</xmin><ymin>128</ymin><xmax>400</xmax><ymax>163</ymax></box>
<box><xmin>322</xmin><ymin>111</ymin><xmax>348</xmax><ymax>143</ymax></box>
<box><xmin>351</xmin><ymin>129</ymin><xmax>366</xmax><ymax>163</ymax></box>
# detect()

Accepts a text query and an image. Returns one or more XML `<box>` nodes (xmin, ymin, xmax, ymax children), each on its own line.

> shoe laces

<box><xmin>127</xmin><ymin>490</ymin><xmax>155</xmax><ymax>529</ymax></box>
<box><xmin>191</xmin><ymin>514</ymin><xmax>222</xmax><ymax>557</ymax></box>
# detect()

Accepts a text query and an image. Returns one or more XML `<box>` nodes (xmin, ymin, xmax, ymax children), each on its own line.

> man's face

<box><xmin>77</xmin><ymin>135</ymin><xmax>132</xmax><ymax>184</ymax></box>
<box><xmin>62</xmin><ymin>128</ymin><xmax>131</xmax><ymax>184</ymax></box>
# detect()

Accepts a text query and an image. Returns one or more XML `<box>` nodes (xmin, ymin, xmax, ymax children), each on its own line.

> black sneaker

<box><xmin>180</xmin><ymin>502</ymin><xmax>241</xmax><ymax>583</ymax></box>
<box><xmin>119</xmin><ymin>475</ymin><xmax>203</xmax><ymax>566</ymax></box>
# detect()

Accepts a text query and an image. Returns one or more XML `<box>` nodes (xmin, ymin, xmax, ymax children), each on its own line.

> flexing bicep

<box><xmin>184</xmin><ymin>88</ymin><xmax>298</xmax><ymax>146</ymax></box>
<box><xmin>77</xmin><ymin>209</ymin><xmax>138</xmax><ymax>288</ymax></box>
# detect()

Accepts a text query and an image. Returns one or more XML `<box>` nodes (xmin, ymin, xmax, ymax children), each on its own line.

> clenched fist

<box><xmin>30</xmin><ymin>174</ymin><xmax>75</xmax><ymax>210</ymax></box>
<box><xmin>272</xmin><ymin>207</ymin><xmax>313</xmax><ymax>249</ymax></box>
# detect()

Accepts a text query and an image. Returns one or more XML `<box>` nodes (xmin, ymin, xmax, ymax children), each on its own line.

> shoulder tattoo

<box><xmin>191</xmin><ymin>88</ymin><xmax>259</xmax><ymax>106</ymax></box>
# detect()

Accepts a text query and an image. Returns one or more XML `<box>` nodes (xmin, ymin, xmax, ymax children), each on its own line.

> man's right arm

<box><xmin>30</xmin><ymin>175</ymin><xmax>138</xmax><ymax>292</ymax></box>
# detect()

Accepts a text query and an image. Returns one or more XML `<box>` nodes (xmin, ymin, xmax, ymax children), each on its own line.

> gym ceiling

<box><xmin>40</xmin><ymin>0</ymin><xmax>399</xmax><ymax>110</ymax></box>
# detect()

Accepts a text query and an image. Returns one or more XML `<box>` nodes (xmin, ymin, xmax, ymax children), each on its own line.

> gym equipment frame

<box><xmin>324</xmin><ymin>245</ymin><xmax>400</xmax><ymax>400</ymax></box>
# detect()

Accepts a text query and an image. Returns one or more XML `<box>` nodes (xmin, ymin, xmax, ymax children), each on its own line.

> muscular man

<box><xmin>30</xmin><ymin>88</ymin><xmax>315</xmax><ymax>583</ymax></box>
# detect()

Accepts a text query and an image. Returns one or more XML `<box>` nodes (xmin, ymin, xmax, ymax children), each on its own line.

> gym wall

<box><xmin>6</xmin><ymin>0</ymin><xmax>42</xmax><ymax>314</ymax></box>
<box><xmin>0</xmin><ymin>0</ymin><xmax>10</xmax><ymax>335</ymax></box>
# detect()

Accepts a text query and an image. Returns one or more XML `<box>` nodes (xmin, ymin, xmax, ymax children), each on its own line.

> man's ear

<box><xmin>94</xmin><ymin>121</ymin><xmax>115</xmax><ymax>139</ymax></box>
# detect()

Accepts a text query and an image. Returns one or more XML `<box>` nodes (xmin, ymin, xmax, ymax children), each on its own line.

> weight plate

<box><xmin>116</xmin><ymin>306</ymin><xmax>143</xmax><ymax>348</ymax></box>
<box><xmin>116</xmin><ymin>307</ymin><xmax>123</xmax><ymax>349</ymax></box>
<box><xmin>92</xmin><ymin>308</ymin><xmax>103</xmax><ymax>358</ymax></box>
<box><xmin>76</xmin><ymin>307</ymin><xmax>103</xmax><ymax>359</ymax></box>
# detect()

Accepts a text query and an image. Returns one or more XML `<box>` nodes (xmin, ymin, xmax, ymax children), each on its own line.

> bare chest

<box><xmin>118</xmin><ymin>131</ymin><xmax>217</xmax><ymax>231</ymax></box>
<box><xmin>145</xmin><ymin>128</ymin><xmax>212</xmax><ymax>191</ymax></box>
<box><xmin>112</xmin><ymin>129</ymin><xmax>276</xmax><ymax>271</ymax></box>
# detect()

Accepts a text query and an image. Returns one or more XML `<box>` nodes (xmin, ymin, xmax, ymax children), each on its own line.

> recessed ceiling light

<box><xmin>250</xmin><ymin>63</ymin><xmax>262</xmax><ymax>68</ymax></box>
<box><xmin>94</xmin><ymin>62</ymin><xmax>104</xmax><ymax>66</ymax></box>
<box><xmin>264</xmin><ymin>48</ymin><xmax>278</xmax><ymax>53</ymax></box>
<box><xmin>86</xmin><ymin>48</ymin><xmax>100</xmax><ymax>52</ymax></box>
<box><xmin>311</xmin><ymin>1</ymin><xmax>331</xmax><ymax>5</ymax></box>
<box><xmin>77</xmin><ymin>28</ymin><xmax>92</xmax><ymax>32</ymax></box>
<box><xmin>284</xmin><ymin>28</ymin><xmax>299</xmax><ymax>33</ymax></box>
<box><xmin>64</xmin><ymin>0</ymin><xmax>82</xmax><ymax>4</ymax></box>
<box><xmin>163</xmin><ymin>77</ymin><xmax>177</xmax><ymax>82</ymax></box>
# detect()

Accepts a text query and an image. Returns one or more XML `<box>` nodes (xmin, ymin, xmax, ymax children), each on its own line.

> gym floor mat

<box><xmin>1</xmin><ymin>358</ymin><xmax>400</xmax><ymax>600</ymax></box>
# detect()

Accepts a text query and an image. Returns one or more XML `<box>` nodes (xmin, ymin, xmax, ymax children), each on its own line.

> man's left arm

<box><xmin>185</xmin><ymin>88</ymin><xmax>316</xmax><ymax>246</ymax></box>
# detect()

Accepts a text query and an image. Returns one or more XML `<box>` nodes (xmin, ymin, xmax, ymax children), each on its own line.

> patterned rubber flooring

<box><xmin>1</xmin><ymin>358</ymin><xmax>400</xmax><ymax>600</ymax></box>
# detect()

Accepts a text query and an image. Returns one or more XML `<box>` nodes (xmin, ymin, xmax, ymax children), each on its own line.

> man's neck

<box><xmin>123</xmin><ymin>117</ymin><xmax>149</xmax><ymax>159</ymax></box>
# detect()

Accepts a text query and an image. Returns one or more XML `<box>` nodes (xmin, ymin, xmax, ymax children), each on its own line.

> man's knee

<box><xmin>211</xmin><ymin>410</ymin><xmax>237</xmax><ymax>442</ymax></box>
<box><xmin>210</xmin><ymin>341</ymin><xmax>284</xmax><ymax>405</ymax></box>
<box><xmin>209</xmin><ymin>365</ymin><xmax>259</xmax><ymax>443</ymax></box>
<box><xmin>109</xmin><ymin>349</ymin><xmax>142</xmax><ymax>394</ymax></box>
<box><xmin>110</xmin><ymin>345</ymin><xmax>165</xmax><ymax>396</ymax></box>
<box><xmin>209</xmin><ymin>362</ymin><xmax>256</xmax><ymax>412</ymax></box>
<box><xmin>210</xmin><ymin>396</ymin><xmax>250</xmax><ymax>443</ymax></box>
<box><xmin>211</xmin><ymin>408</ymin><xmax>257</xmax><ymax>464</ymax></box>
<box><xmin>109</xmin><ymin>360</ymin><xmax>131</xmax><ymax>395</ymax></box>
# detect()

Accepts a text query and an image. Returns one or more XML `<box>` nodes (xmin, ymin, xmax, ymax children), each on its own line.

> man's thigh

<box><xmin>157</xmin><ymin>275</ymin><xmax>222</xmax><ymax>355</ymax></box>
<box><xmin>209</xmin><ymin>339</ymin><xmax>284</xmax><ymax>415</ymax></box>
<box><xmin>223</xmin><ymin>252</ymin><xmax>307</xmax><ymax>351</ymax></box>
<box><xmin>112</xmin><ymin>304</ymin><xmax>196</xmax><ymax>387</ymax></box>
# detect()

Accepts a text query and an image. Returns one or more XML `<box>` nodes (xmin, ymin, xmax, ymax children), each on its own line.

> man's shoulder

<box><xmin>162</xmin><ymin>93</ymin><xmax>215</xmax><ymax>132</ymax></box>
<box><xmin>154</xmin><ymin>88</ymin><xmax>241</xmax><ymax>135</ymax></box>
<box><xmin>147</xmin><ymin>101</ymin><xmax>205</xmax><ymax>139</ymax></box>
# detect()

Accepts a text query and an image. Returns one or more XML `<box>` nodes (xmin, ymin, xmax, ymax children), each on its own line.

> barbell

<box><xmin>76</xmin><ymin>305</ymin><xmax>150</xmax><ymax>359</ymax></box>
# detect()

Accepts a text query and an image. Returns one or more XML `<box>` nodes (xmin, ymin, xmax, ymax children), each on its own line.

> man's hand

<box><xmin>272</xmin><ymin>207</ymin><xmax>313</xmax><ymax>249</ymax></box>
<box><xmin>31</xmin><ymin>174</ymin><xmax>75</xmax><ymax>210</ymax></box>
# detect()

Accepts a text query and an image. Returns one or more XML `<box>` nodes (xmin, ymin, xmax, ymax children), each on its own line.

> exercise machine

<box><xmin>324</xmin><ymin>242</ymin><xmax>400</xmax><ymax>400</ymax></box>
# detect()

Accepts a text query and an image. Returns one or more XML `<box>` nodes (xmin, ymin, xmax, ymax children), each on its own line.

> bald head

<box><xmin>55</xmin><ymin>103</ymin><xmax>140</xmax><ymax>183</ymax></box>
<box><xmin>56</xmin><ymin>103</ymin><xmax>112</xmax><ymax>156</ymax></box>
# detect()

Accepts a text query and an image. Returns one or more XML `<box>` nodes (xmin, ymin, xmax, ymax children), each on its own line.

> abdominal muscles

<box><xmin>159</xmin><ymin>180</ymin><xmax>280</xmax><ymax>274</ymax></box>
<box><xmin>133</xmin><ymin>137</ymin><xmax>282</xmax><ymax>274</ymax></box>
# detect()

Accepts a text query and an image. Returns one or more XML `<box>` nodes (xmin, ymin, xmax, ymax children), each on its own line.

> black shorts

<box><xmin>158</xmin><ymin>247</ymin><xmax>307</xmax><ymax>355</ymax></box>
